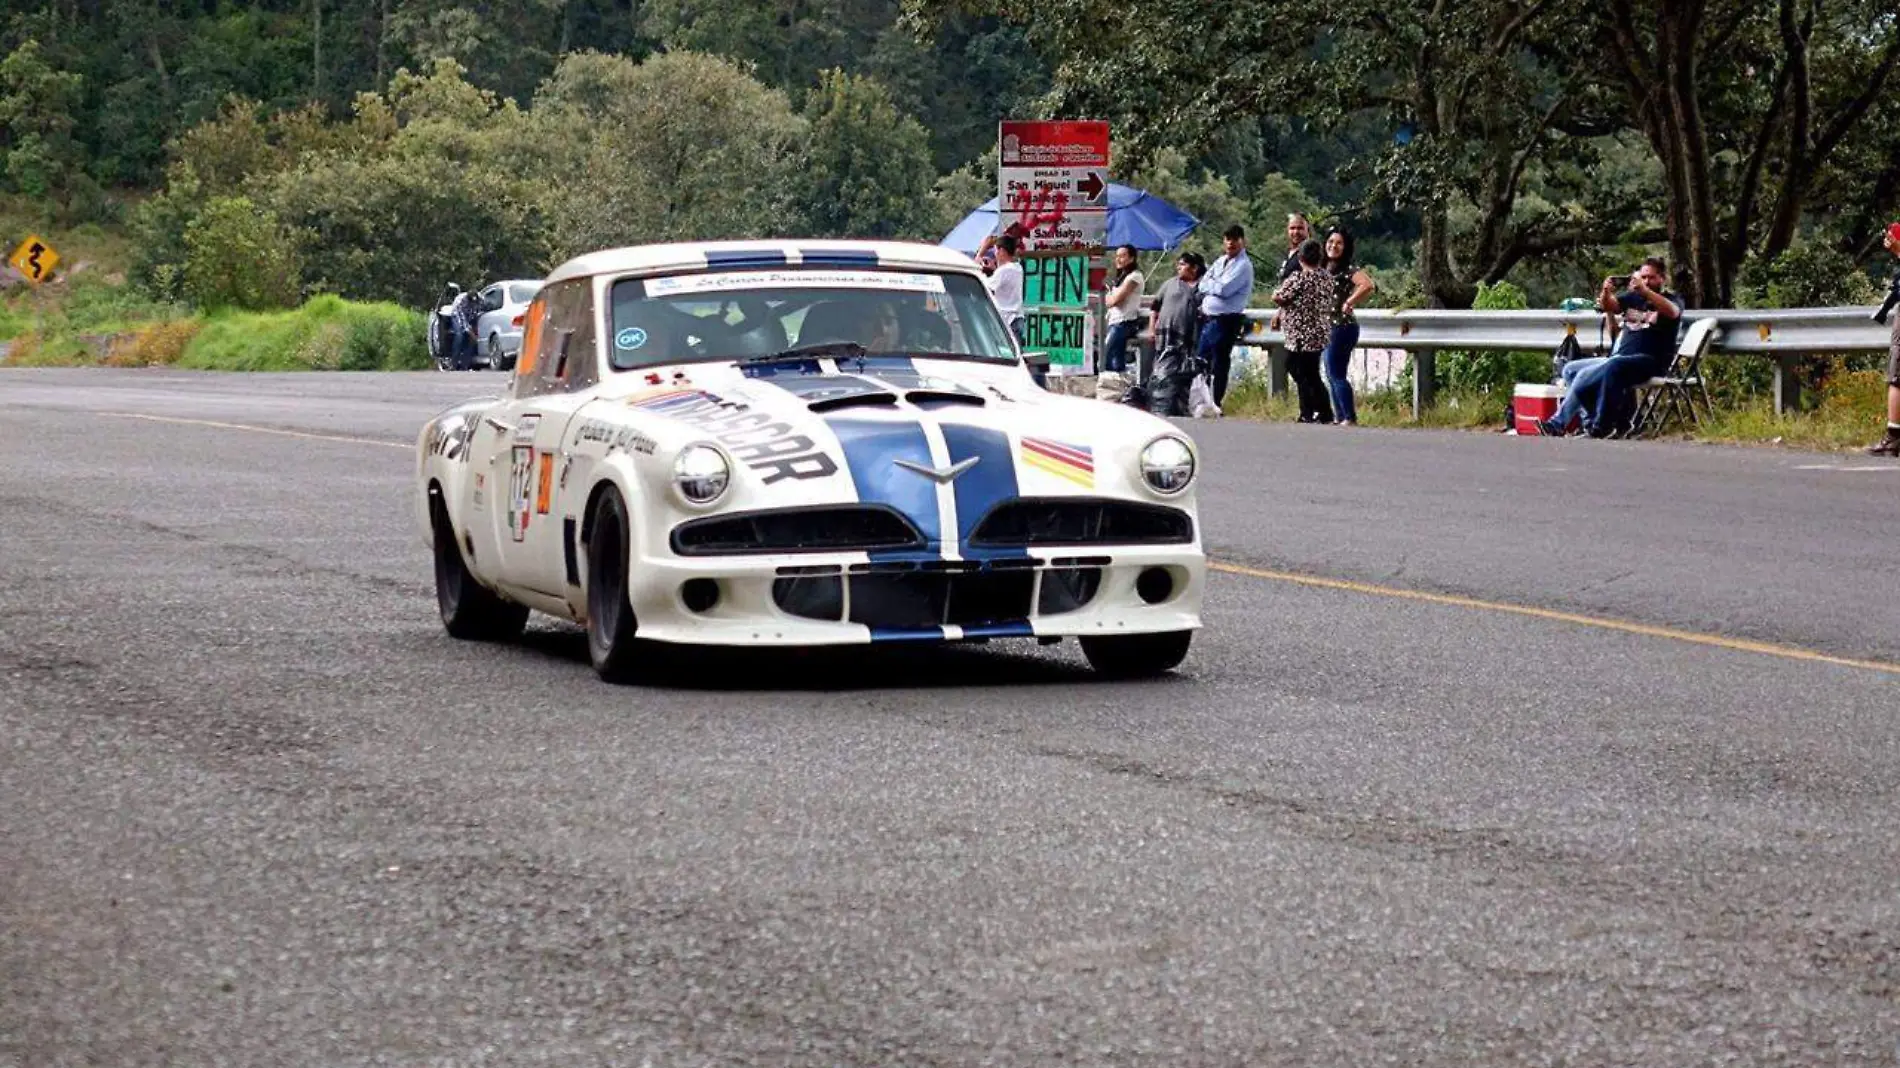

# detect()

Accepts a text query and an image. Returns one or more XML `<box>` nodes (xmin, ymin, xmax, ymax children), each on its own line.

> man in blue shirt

<box><xmin>1540</xmin><ymin>257</ymin><xmax>1682</xmax><ymax>437</ymax></box>
<box><xmin>1195</xmin><ymin>224</ymin><xmax>1255</xmax><ymax>404</ymax></box>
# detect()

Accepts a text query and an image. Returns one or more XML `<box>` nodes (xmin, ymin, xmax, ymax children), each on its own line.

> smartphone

<box><xmin>1609</xmin><ymin>275</ymin><xmax>1631</xmax><ymax>288</ymax></box>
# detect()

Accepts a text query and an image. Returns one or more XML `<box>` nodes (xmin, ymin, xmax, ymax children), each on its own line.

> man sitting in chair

<box><xmin>1541</xmin><ymin>257</ymin><xmax>1682</xmax><ymax>438</ymax></box>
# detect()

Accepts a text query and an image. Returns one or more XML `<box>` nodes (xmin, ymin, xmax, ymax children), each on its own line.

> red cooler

<box><xmin>1513</xmin><ymin>383</ymin><xmax>1566</xmax><ymax>435</ymax></box>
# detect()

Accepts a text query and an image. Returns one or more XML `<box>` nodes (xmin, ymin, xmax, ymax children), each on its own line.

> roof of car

<box><xmin>543</xmin><ymin>239</ymin><xmax>983</xmax><ymax>286</ymax></box>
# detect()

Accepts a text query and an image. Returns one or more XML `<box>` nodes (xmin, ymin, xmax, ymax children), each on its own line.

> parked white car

<box><xmin>414</xmin><ymin>239</ymin><xmax>1206</xmax><ymax>682</ymax></box>
<box><xmin>474</xmin><ymin>279</ymin><xmax>542</xmax><ymax>370</ymax></box>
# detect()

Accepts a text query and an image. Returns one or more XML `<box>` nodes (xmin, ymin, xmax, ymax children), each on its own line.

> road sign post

<box><xmin>998</xmin><ymin>121</ymin><xmax>1109</xmax><ymax>377</ymax></box>
<box><xmin>8</xmin><ymin>235</ymin><xmax>59</xmax><ymax>285</ymax></box>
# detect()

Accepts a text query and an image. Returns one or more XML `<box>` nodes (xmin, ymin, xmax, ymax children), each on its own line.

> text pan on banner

<box><xmin>1024</xmin><ymin>309</ymin><xmax>1091</xmax><ymax>371</ymax></box>
<box><xmin>1022</xmin><ymin>253</ymin><xmax>1090</xmax><ymax>308</ymax></box>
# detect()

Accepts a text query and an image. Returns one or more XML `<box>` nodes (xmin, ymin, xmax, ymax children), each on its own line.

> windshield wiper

<box><xmin>741</xmin><ymin>342</ymin><xmax>867</xmax><ymax>365</ymax></box>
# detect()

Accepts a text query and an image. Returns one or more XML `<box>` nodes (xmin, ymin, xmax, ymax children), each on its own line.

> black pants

<box><xmin>1288</xmin><ymin>349</ymin><xmax>1333</xmax><ymax>423</ymax></box>
<box><xmin>1195</xmin><ymin>313</ymin><xmax>1246</xmax><ymax>404</ymax></box>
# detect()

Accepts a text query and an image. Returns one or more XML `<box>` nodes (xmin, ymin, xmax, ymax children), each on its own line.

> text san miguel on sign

<box><xmin>999</xmin><ymin>120</ymin><xmax>1109</xmax><ymax>252</ymax></box>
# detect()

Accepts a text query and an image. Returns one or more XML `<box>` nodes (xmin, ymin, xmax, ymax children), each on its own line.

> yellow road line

<box><xmin>1210</xmin><ymin>560</ymin><xmax>1900</xmax><ymax>677</ymax></box>
<box><xmin>100</xmin><ymin>411</ymin><xmax>410</xmax><ymax>450</ymax></box>
<box><xmin>95</xmin><ymin>406</ymin><xmax>1899</xmax><ymax>676</ymax></box>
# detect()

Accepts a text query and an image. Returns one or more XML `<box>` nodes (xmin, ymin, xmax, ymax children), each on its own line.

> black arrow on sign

<box><xmin>26</xmin><ymin>242</ymin><xmax>46</xmax><ymax>279</ymax></box>
<box><xmin>1075</xmin><ymin>170</ymin><xmax>1106</xmax><ymax>205</ymax></box>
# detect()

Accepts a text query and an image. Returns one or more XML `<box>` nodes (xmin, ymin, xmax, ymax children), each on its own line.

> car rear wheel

<box><xmin>584</xmin><ymin>487</ymin><xmax>645</xmax><ymax>683</ymax></box>
<box><xmin>1080</xmin><ymin>631</ymin><xmax>1192</xmax><ymax>679</ymax></box>
<box><xmin>432</xmin><ymin>497</ymin><xmax>528</xmax><ymax>640</ymax></box>
<box><xmin>486</xmin><ymin>334</ymin><xmax>503</xmax><ymax>370</ymax></box>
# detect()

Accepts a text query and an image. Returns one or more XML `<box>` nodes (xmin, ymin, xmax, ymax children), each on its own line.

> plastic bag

<box><xmin>1189</xmin><ymin>373</ymin><xmax>1222</xmax><ymax>418</ymax></box>
<box><xmin>1094</xmin><ymin>370</ymin><xmax>1130</xmax><ymax>402</ymax></box>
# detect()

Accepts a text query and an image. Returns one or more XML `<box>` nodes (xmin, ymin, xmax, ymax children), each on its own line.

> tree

<box><xmin>527</xmin><ymin>51</ymin><xmax>807</xmax><ymax>256</ymax></box>
<box><xmin>919</xmin><ymin>0</ymin><xmax>1650</xmax><ymax>307</ymax></box>
<box><xmin>0</xmin><ymin>38</ymin><xmax>89</xmax><ymax>215</ymax></box>
<box><xmin>182</xmin><ymin>196</ymin><xmax>304</xmax><ymax>310</ymax></box>
<box><xmin>793</xmin><ymin>69</ymin><xmax>936</xmax><ymax>238</ymax></box>
<box><xmin>1592</xmin><ymin>0</ymin><xmax>1900</xmax><ymax>305</ymax></box>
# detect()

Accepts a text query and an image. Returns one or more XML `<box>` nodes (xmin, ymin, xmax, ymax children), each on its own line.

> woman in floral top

<box><xmin>1272</xmin><ymin>239</ymin><xmax>1336</xmax><ymax>423</ymax></box>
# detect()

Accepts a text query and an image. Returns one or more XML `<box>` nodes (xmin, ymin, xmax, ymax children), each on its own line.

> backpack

<box><xmin>1550</xmin><ymin>333</ymin><xmax>1583</xmax><ymax>385</ymax></box>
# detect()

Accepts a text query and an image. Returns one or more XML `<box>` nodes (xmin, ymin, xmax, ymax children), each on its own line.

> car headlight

<box><xmin>674</xmin><ymin>444</ymin><xmax>731</xmax><ymax>505</ymax></box>
<box><xmin>1138</xmin><ymin>436</ymin><xmax>1195</xmax><ymax>495</ymax></box>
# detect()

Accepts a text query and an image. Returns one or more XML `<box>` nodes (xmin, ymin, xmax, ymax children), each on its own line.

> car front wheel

<box><xmin>432</xmin><ymin>497</ymin><xmax>528</xmax><ymax>640</ymax></box>
<box><xmin>584</xmin><ymin>486</ymin><xmax>645</xmax><ymax>683</ymax></box>
<box><xmin>1079</xmin><ymin>631</ymin><xmax>1192</xmax><ymax>679</ymax></box>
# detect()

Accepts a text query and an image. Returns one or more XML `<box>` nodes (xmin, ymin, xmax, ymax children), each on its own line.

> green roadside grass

<box><xmin>1216</xmin><ymin>363</ymin><xmax>1890</xmax><ymax>452</ymax></box>
<box><xmin>2</xmin><ymin>286</ymin><xmax>428</xmax><ymax>371</ymax></box>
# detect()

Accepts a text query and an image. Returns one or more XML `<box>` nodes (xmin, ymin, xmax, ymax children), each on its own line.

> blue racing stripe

<box><xmin>705</xmin><ymin>249</ymin><xmax>789</xmax><ymax>269</ymax></box>
<box><xmin>798</xmin><ymin>248</ymin><xmax>880</xmax><ymax>267</ymax></box>
<box><xmin>937</xmin><ymin>423</ymin><xmax>1026</xmax><ymax>560</ymax></box>
<box><xmin>823</xmin><ymin>418</ymin><xmax>942</xmax><ymax>557</ymax></box>
<box><xmin>870</xmin><ymin>626</ymin><xmax>947</xmax><ymax>642</ymax></box>
<box><xmin>960</xmin><ymin>621</ymin><xmax>1034</xmax><ymax>639</ymax></box>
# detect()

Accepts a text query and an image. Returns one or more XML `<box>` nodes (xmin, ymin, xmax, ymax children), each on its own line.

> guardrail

<box><xmin>1227</xmin><ymin>305</ymin><xmax>1892</xmax><ymax>416</ymax></box>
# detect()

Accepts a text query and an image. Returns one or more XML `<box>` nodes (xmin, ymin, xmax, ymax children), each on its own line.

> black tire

<box><xmin>584</xmin><ymin>487</ymin><xmax>645</xmax><ymax>683</ymax></box>
<box><xmin>486</xmin><ymin>334</ymin><xmax>503</xmax><ymax>370</ymax></box>
<box><xmin>432</xmin><ymin>497</ymin><xmax>528</xmax><ymax>641</ymax></box>
<box><xmin>1080</xmin><ymin>630</ymin><xmax>1192</xmax><ymax>679</ymax></box>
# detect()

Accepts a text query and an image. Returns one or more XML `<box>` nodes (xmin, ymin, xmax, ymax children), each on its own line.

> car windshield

<box><xmin>507</xmin><ymin>283</ymin><xmax>540</xmax><ymax>305</ymax></box>
<box><xmin>605</xmin><ymin>267</ymin><xmax>1017</xmax><ymax>371</ymax></box>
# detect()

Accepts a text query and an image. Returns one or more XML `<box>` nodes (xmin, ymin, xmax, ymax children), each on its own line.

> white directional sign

<box><xmin>998</xmin><ymin>121</ymin><xmax>1110</xmax><ymax>253</ymax></box>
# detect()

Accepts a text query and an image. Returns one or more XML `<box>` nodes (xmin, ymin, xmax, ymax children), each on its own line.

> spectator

<box><xmin>1539</xmin><ymin>257</ymin><xmax>1682</xmax><ymax>438</ymax></box>
<box><xmin>987</xmin><ymin>234</ymin><xmax>1026</xmax><ymax>345</ymax></box>
<box><xmin>1147</xmin><ymin>252</ymin><xmax>1206</xmax><ymax>417</ymax></box>
<box><xmin>975</xmin><ymin>221</ymin><xmax>1028</xmax><ymax>274</ymax></box>
<box><xmin>1865</xmin><ymin>221</ymin><xmax>1900</xmax><ymax>456</ymax></box>
<box><xmin>449</xmin><ymin>286</ymin><xmax>481</xmax><ymax>371</ymax></box>
<box><xmin>1101</xmin><ymin>244</ymin><xmax>1145</xmax><ymax>376</ymax></box>
<box><xmin>1322</xmin><ymin>227</ymin><xmax>1375</xmax><ymax>426</ymax></box>
<box><xmin>1279</xmin><ymin>214</ymin><xmax>1311</xmax><ymax>281</ymax></box>
<box><xmin>1268</xmin><ymin>213</ymin><xmax>1312</xmax><ymax>333</ymax></box>
<box><xmin>1273</xmin><ymin>239</ymin><xmax>1335</xmax><ymax>423</ymax></box>
<box><xmin>1196</xmin><ymin>224</ymin><xmax>1255</xmax><ymax>405</ymax></box>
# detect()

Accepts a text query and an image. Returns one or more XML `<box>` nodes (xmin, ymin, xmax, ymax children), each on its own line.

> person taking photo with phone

<box><xmin>1539</xmin><ymin>257</ymin><xmax>1682</xmax><ymax>438</ymax></box>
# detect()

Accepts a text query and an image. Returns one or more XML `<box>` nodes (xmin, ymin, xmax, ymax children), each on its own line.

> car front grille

<box><xmin>969</xmin><ymin>498</ymin><xmax>1192</xmax><ymax>547</ymax></box>
<box><xmin>772</xmin><ymin>558</ymin><xmax>1104</xmax><ymax>629</ymax></box>
<box><xmin>672</xmin><ymin>506</ymin><xmax>924</xmax><ymax>556</ymax></box>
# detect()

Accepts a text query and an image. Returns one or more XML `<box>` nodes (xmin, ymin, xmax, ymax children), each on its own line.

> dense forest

<box><xmin>2</xmin><ymin>0</ymin><xmax>1897</xmax><ymax>312</ymax></box>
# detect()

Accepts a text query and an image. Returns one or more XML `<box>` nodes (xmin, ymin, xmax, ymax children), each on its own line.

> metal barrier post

<box><xmin>1412</xmin><ymin>348</ymin><xmax>1437</xmax><ymax>418</ymax></box>
<box><xmin>1774</xmin><ymin>353</ymin><xmax>1803</xmax><ymax>415</ymax></box>
<box><xmin>1268</xmin><ymin>345</ymin><xmax>1288</xmax><ymax>398</ymax></box>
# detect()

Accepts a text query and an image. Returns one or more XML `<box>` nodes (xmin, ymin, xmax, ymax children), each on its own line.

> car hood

<box><xmin>587</xmin><ymin>357</ymin><xmax>1192</xmax><ymax>551</ymax></box>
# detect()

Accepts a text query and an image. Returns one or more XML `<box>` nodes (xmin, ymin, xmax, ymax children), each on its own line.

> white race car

<box><xmin>415</xmin><ymin>239</ymin><xmax>1206</xmax><ymax>682</ymax></box>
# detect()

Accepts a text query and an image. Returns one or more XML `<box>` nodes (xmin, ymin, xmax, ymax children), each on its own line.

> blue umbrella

<box><xmin>940</xmin><ymin>183</ymin><xmax>1199</xmax><ymax>253</ymax></box>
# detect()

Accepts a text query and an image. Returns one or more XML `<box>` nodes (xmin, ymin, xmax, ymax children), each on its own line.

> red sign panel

<box><xmin>999</xmin><ymin>121</ymin><xmax>1110</xmax><ymax>169</ymax></box>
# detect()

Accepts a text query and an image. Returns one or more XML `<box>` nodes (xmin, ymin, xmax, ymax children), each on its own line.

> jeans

<box><xmin>1322</xmin><ymin>322</ymin><xmax>1359</xmax><ymax>423</ymax></box>
<box><xmin>1102</xmin><ymin>320</ymin><xmax>1136</xmax><ymax>374</ymax></box>
<box><xmin>1560</xmin><ymin>356</ymin><xmax>1608</xmax><ymax>386</ymax></box>
<box><xmin>1553</xmin><ymin>353</ymin><xmax>1664</xmax><ymax>434</ymax></box>
<box><xmin>1195</xmin><ymin>312</ymin><xmax>1246</xmax><ymax>404</ymax></box>
<box><xmin>1287</xmin><ymin>349</ymin><xmax>1333</xmax><ymax>422</ymax></box>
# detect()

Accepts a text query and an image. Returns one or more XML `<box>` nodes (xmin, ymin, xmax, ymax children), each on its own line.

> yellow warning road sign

<box><xmin>9</xmin><ymin>235</ymin><xmax>59</xmax><ymax>284</ymax></box>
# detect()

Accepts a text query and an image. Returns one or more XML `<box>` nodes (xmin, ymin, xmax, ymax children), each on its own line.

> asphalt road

<box><xmin>3</xmin><ymin>368</ymin><xmax>1898</xmax><ymax>1066</ymax></box>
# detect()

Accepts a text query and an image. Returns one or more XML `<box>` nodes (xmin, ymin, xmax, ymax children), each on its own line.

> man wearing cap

<box><xmin>1865</xmin><ymin>222</ymin><xmax>1900</xmax><ymax>456</ymax></box>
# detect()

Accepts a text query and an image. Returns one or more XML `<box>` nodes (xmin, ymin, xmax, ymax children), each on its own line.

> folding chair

<box><xmin>1629</xmin><ymin>317</ymin><xmax>1718</xmax><ymax>438</ymax></box>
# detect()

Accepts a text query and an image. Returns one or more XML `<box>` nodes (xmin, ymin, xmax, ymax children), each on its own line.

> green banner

<box><xmin>1022</xmin><ymin>254</ymin><xmax>1089</xmax><ymax>308</ymax></box>
<box><xmin>1024</xmin><ymin>309</ymin><xmax>1088</xmax><ymax>367</ymax></box>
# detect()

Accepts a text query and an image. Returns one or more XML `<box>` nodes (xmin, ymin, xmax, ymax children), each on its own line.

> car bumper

<box><xmin>624</xmin><ymin>545</ymin><xmax>1204</xmax><ymax>646</ymax></box>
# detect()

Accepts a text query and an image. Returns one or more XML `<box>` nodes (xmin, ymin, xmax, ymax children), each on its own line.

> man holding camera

<box><xmin>1864</xmin><ymin>222</ymin><xmax>1900</xmax><ymax>456</ymax></box>
<box><xmin>1540</xmin><ymin>257</ymin><xmax>1682</xmax><ymax>437</ymax></box>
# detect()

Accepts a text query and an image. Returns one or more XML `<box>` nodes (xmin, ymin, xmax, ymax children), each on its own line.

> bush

<box><xmin>182</xmin><ymin>195</ymin><xmax>303</xmax><ymax>310</ymax></box>
<box><xmin>104</xmin><ymin>319</ymin><xmax>203</xmax><ymax>366</ymax></box>
<box><xmin>178</xmin><ymin>294</ymin><xmax>427</xmax><ymax>371</ymax></box>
